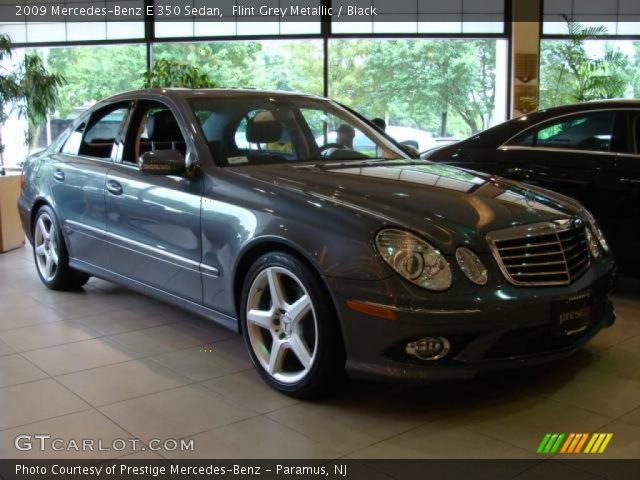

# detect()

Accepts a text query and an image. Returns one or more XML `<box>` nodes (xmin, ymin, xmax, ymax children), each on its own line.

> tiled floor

<box><xmin>1</xmin><ymin>245</ymin><xmax>640</xmax><ymax>460</ymax></box>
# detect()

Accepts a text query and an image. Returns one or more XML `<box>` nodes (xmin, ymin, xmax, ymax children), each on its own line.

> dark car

<box><xmin>423</xmin><ymin>100</ymin><xmax>640</xmax><ymax>277</ymax></box>
<box><xmin>19</xmin><ymin>89</ymin><xmax>616</xmax><ymax>398</ymax></box>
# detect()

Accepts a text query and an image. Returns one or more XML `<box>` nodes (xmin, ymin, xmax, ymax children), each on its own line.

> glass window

<box><xmin>61</xmin><ymin>124</ymin><xmax>85</xmax><ymax>156</ymax></box>
<box><xmin>332</xmin><ymin>0</ymin><xmax>505</xmax><ymax>35</ymax></box>
<box><xmin>152</xmin><ymin>40</ymin><xmax>323</xmax><ymax>96</ymax></box>
<box><xmin>153</xmin><ymin>0</ymin><xmax>321</xmax><ymax>39</ymax></box>
<box><xmin>543</xmin><ymin>0</ymin><xmax>640</xmax><ymax>35</ymax></box>
<box><xmin>124</xmin><ymin>103</ymin><xmax>186</xmax><ymax>164</ymax></box>
<box><xmin>0</xmin><ymin>1</ymin><xmax>144</xmax><ymax>43</ymax></box>
<box><xmin>78</xmin><ymin>106</ymin><xmax>129</xmax><ymax>159</ymax></box>
<box><xmin>512</xmin><ymin>112</ymin><xmax>615</xmax><ymax>152</ymax></box>
<box><xmin>540</xmin><ymin>38</ymin><xmax>638</xmax><ymax>109</ymax></box>
<box><xmin>328</xmin><ymin>38</ymin><xmax>508</xmax><ymax>148</ymax></box>
<box><xmin>191</xmin><ymin>97</ymin><xmax>407</xmax><ymax>166</ymax></box>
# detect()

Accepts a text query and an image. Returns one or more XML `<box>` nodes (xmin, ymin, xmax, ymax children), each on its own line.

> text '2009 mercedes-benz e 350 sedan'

<box><xmin>18</xmin><ymin>89</ymin><xmax>616</xmax><ymax>398</ymax></box>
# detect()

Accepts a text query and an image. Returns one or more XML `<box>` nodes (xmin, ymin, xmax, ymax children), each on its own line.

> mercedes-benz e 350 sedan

<box><xmin>19</xmin><ymin>89</ymin><xmax>616</xmax><ymax>397</ymax></box>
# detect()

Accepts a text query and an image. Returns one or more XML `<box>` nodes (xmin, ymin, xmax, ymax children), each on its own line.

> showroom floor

<box><xmin>1</xmin><ymin>244</ymin><xmax>640</xmax><ymax>463</ymax></box>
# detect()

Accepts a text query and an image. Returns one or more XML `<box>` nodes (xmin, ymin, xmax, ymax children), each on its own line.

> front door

<box><xmin>105</xmin><ymin>101</ymin><xmax>204</xmax><ymax>303</ymax></box>
<box><xmin>48</xmin><ymin>102</ymin><xmax>130</xmax><ymax>269</ymax></box>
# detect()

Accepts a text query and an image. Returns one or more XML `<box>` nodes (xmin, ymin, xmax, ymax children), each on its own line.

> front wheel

<box><xmin>240</xmin><ymin>252</ymin><xmax>345</xmax><ymax>398</ymax></box>
<box><xmin>32</xmin><ymin>206</ymin><xmax>90</xmax><ymax>290</ymax></box>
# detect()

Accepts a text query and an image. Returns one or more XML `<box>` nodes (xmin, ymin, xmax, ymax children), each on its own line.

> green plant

<box><xmin>542</xmin><ymin>16</ymin><xmax>628</xmax><ymax>107</ymax></box>
<box><xmin>0</xmin><ymin>34</ymin><xmax>65</xmax><ymax>149</ymax></box>
<box><xmin>142</xmin><ymin>59</ymin><xmax>215</xmax><ymax>88</ymax></box>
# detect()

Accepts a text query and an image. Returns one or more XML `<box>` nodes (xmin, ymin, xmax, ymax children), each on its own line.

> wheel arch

<box><xmin>232</xmin><ymin>237</ymin><xmax>342</xmax><ymax>335</ymax></box>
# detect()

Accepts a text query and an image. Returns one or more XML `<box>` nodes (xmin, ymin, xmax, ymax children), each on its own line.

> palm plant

<box><xmin>549</xmin><ymin>16</ymin><xmax>628</xmax><ymax>105</ymax></box>
<box><xmin>0</xmin><ymin>34</ymin><xmax>65</xmax><ymax>172</ymax></box>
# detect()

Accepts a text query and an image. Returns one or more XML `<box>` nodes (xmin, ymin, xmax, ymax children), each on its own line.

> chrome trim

<box><xmin>353</xmin><ymin>300</ymin><xmax>482</xmax><ymax>315</ymax></box>
<box><xmin>486</xmin><ymin>220</ymin><xmax>591</xmax><ymax>287</ymax></box>
<box><xmin>406</xmin><ymin>337</ymin><xmax>451</xmax><ymax>361</ymax></box>
<box><xmin>65</xmin><ymin>219</ymin><xmax>219</xmax><ymax>276</ymax></box>
<box><xmin>500</xmin><ymin>107</ymin><xmax>640</xmax><ymax>150</ymax></box>
<box><xmin>499</xmin><ymin>145</ymin><xmax>618</xmax><ymax>157</ymax></box>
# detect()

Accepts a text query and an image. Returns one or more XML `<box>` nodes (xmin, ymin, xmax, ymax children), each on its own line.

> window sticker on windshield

<box><xmin>228</xmin><ymin>156</ymin><xmax>249</xmax><ymax>165</ymax></box>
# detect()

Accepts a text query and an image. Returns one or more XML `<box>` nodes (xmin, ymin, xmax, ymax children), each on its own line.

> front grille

<box><xmin>487</xmin><ymin>220</ymin><xmax>591</xmax><ymax>286</ymax></box>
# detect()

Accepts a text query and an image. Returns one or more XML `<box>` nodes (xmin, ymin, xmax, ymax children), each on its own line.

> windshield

<box><xmin>190</xmin><ymin>96</ymin><xmax>408</xmax><ymax>166</ymax></box>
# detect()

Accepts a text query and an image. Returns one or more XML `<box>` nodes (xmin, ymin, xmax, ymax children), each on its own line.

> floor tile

<box><xmin>0</xmin><ymin>354</ymin><xmax>47</xmax><ymax>388</ymax></box>
<box><xmin>99</xmin><ymin>384</ymin><xmax>254</xmax><ymax>443</ymax></box>
<box><xmin>202</xmin><ymin>369</ymin><xmax>298</xmax><ymax>414</ymax></box>
<box><xmin>0</xmin><ymin>339</ymin><xmax>15</xmax><ymax>357</ymax></box>
<box><xmin>464</xmin><ymin>399</ymin><xmax>613</xmax><ymax>453</ymax></box>
<box><xmin>0</xmin><ymin>305</ymin><xmax>66</xmax><ymax>331</ymax></box>
<box><xmin>545</xmin><ymin>370</ymin><xmax>640</xmax><ymax>418</ymax></box>
<box><xmin>56</xmin><ymin>359</ymin><xmax>191</xmax><ymax>406</ymax></box>
<box><xmin>0</xmin><ymin>410</ymin><xmax>137</xmax><ymax>459</ymax></box>
<box><xmin>348</xmin><ymin>419</ymin><xmax>535</xmax><ymax>459</ymax></box>
<box><xmin>73</xmin><ymin>308</ymin><xmax>182</xmax><ymax>336</ymax></box>
<box><xmin>166</xmin><ymin>416</ymin><xmax>339</xmax><ymax>459</ymax></box>
<box><xmin>150</xmin><ymin>339</ymin><xmax>251</xmax><ymax>382</ymax></box>
<box><xmin>0</xmin><ymin>321</ymin><xmax>100</xmax><ymax>352</ymax></box>
<box><xmin>266</xmin><ymin>394</ymin><xmax>434</xmax><ymax>455</ymax></box>
<box><xmin>21</xmin><ymin>338</ymin><xmax>137</xmax><ymax>376</ymax></box>
<box><xmin>108</xmin><ymin>322</ymin><xmax>233</xmax><ymax>358</ymax></box>
<box><xmin>0</xmin><ymin>379</ymin><xmax>89</xmax><ymax>430</ymax></box>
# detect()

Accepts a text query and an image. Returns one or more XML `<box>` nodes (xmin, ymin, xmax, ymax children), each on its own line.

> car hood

<box><xmin>227</xmin><ymin>160</ymin><xmax>583</xmax><ymax>253</ymax></box>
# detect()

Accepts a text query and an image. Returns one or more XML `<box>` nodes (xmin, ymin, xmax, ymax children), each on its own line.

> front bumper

<box><xmin>325</xmin><ymin>257</ymin><xmax>617</xmax><ymax>383</ymax></box>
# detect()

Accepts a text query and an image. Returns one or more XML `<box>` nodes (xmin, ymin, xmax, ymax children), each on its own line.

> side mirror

<box><xmin>139</xmin><ymin>150</ymin><xmax>186</xmax><ymax>175</ymax></box>
<box><xmin>400</xmin><ymin>140</ymin><xmax>419</xmax><ymax>150</ymax></box>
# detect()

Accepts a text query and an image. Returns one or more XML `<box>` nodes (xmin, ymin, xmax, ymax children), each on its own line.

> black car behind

<box><xmin>424</xmin><ymin>100</ymin><xmax>640</xmax><ymax>277</ymax></box>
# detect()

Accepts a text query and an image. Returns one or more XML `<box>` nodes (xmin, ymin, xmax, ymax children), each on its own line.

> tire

<box><xmin>32</xmin><ymin>205</ymin><xmax>90</xmax><ymax>291</ymax></box>
<box><xmin>240</xmin><ymin>251</ymin><xmax>345</xmax><ymax>399</ymax></box>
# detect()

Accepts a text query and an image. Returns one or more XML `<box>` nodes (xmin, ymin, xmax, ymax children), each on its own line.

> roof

<box><xmin>116</xmin><ymin>88</ymin><xmax>322</xmax><ymax>100</ymax></box>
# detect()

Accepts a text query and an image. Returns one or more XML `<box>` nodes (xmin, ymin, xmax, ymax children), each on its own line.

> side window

<box><xmin>78</xmin><ymin>106</ymin><xmax>129</xmax><ymax>159</ymax></box>
<box><xmin>125</xmin><ymin>103</ymin><xmax>186</xmax><ymax>164</ymax></box>
<box><xmin>61</xmin><ymin>123</ymin><xmax>85</xmax><ymax>155</ymax></box>
<box><xmin>300</xmin><ymin>108</ymin><xmax>377</xmax><ymax>157</ymax></box>
<box><xmin>512</xmin><ymin>112</ymin><xmax>615</xmax><ymax>152</ymax></box>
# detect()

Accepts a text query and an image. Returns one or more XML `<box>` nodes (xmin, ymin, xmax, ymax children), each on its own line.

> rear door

<box><xmin>48</xmin><ymin>102</ymin><xmax>131</xmax><ymax>269</ymax></box>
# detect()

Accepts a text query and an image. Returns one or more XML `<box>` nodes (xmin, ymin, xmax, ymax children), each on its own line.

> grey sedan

<box><xmin>18</xmin><ymin>89</ymin><xmax>616</xmax><ymax>397</ymax></box>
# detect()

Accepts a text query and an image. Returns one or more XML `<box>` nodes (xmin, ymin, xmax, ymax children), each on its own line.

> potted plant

<box><xmin>0</xmin><ymin>34</ymin><xmax>65</xmax><ymax>175</ymax></box>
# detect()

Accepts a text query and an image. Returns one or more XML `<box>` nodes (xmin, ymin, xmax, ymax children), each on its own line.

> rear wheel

<box><xmin>32</xmin><ymin>206</ymin><xmax>90</xmax><ymax>290</ymax></box>
<box><xmin>240</xmin><ymin>252</ymin><xmax>345</xmax><ymax>398</ymax></box>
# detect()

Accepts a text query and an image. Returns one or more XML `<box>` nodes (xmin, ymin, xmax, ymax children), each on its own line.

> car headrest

<box><xmin>246</xmin><ymin>111</ymin><xmax>283</xmax><ymax>144</ymax></box>
<box><xmin>146</xmin><ymin>110</ymin><xmax>183</xmax><ymax>142</ymax></box>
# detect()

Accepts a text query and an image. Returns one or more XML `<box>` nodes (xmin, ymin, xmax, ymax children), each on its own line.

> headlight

<box><xmin>582</xmin><ymin>209</ymin><xmax>609</xmax><ymax>253</ymax></box>
<box><xmin>375</xmin><ymin>229</ymin><xmax>452</xmax><ymax>291</ymax></box>
<box><xmin>455</xmin><ymin>247</ymin><xmax>488</xmax><ymax>285</ymax></box>
<box><xmin>585</xmin><ymin>228</ymin><xmax>601</xmax><ymax>259</ymax></box>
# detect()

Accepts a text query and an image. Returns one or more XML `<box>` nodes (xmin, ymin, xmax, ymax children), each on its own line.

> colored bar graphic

<box><xmin>537</xmin><ymin>433</ymin><xmax>552</xmax><ymax>454</ymax></box>
<box><xmin>538</xmin><ymin>433</ymin><xmax>613</xmax><ymax>454</ymax></box>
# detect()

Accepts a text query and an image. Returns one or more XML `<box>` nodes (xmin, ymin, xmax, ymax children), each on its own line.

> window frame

<box><xmin>502</xmin><ymin>109</ymin><xmax>634</xmax><ymax>156</ymax></box>
<box><xmin>58</xmin><ymin>102</ymin><xmax>132</xmax><ymax>163</ymax></box>
<box><xmin>117</xmin><ymin>98</ymin><xmax>192</xmax><ymax>170</ymax></box>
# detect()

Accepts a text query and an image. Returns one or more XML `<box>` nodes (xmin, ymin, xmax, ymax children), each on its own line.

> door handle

<box><xmin>620</xmin><ymin>178</ymin><xmax>640</xmax><ymax>185</ymax></box>
<box><xmin>53</xmin><ymin>169</ymin><xmax>65</xmax><ymax>182</ymax></box>
<box><xmin>106</xmin><ymin>179</ymin><xmax>123</xmax><ymax>196</ymax></box>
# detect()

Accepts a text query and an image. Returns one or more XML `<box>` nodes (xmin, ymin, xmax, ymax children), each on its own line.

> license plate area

<box><xmin>553</xmin><ymin>293</ymin><xmax>592</xmax><ymax>336</ymax></box>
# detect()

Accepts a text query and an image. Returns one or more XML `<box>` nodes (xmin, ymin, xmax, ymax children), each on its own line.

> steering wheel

<box><xmin>316</xmin><ymin>142</ymin><xmax>346</xmax><ymax>158</ymax></box>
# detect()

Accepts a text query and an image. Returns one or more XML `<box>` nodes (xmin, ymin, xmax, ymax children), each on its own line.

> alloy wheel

<box><xmin>34</xmin><ymin>213</ymin><xmax>59</xmax><ymax>282</ymax></box>
<box><xmin>246</xmin><ymin>266</ymin><xmax>318</xmax><ymax>384</ymax></box>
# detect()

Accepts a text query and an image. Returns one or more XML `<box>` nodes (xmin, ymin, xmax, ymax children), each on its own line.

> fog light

<box><xmin>406</xmin><ymin>337</ymin><xmax>450</xmax><ymax>360</ymax></box>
